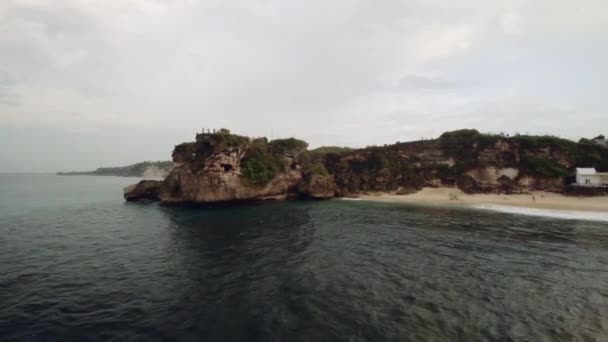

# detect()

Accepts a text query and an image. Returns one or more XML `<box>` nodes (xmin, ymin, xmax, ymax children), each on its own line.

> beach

<box><xmin>359</xmin><ymin>187</ymin><xmax>608</xmax><ymax>213</ymax></box>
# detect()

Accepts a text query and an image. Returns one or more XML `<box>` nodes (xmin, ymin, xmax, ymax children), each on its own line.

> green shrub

<box><xmin>268</xmin><ymin>138</ymin><xmax>309</xmax><ymax>155</ymax></box>
<box><xmin>573</xmin><ymin>143</ymin><xmax>608</xmax><ymax>171</ymax></box>
<box><xmin>520</xmin><ymin>155</ymin><xmax>569</xmax><ymax>177</ymax></box>
<box><xmin>438</xmin><ymin>129</ymin><xmax>482</xmax><ymax>160</ymax></box>
<box><xmin>310</xmin><ymin>146</ymin><xmax>354</xmax><ymax>154</ymax></box>
<box><xmin>209</xmin><ymin>132</ymin><xmax>250</xmax><ymax>148</ymax></box>
<box><xmin>367</xmin><ymin>150</ymin><xmax>389</xmax><ymax>171</ymax></box>
<box><xmin>196</xmin><ymin>129</ymin><xmax>250</xmax><ymax>150</ymax></box>
<box><xmin>241</xmin><ymin>142</ymin><xmax>286</xmax><ymax>186</ymax></box>
<box><xmin>439</xmin><ymin>129</ymin><xmax>480</xmax><ymax>140</ymax></box>
<box><xmin>297</xmin><ymin>151</ymin><xmax>330</xmax><ymax>176</ymax></box>
<box><xmin>308</xmin><ymin>163</ymin><xmax>329</xmax><ymax>175</ymax></box>
<box><xmin>512</xmin><ymin>135</ymin><xmax>577</xmax><ymax>155</ymax></box>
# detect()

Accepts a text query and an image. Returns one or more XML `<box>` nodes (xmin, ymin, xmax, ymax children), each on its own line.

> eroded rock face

<box><xmin>159</xmin><ymin>164</ymin><xmax>302</xmax><ymax>204</ymax></box>
<box><xmin>298</xmin><ymin>175</ymin><xmax>336</xmax><ymax>199</ymax></box>
<box><xmin>123</xmin><ymin>180</ymin><xmax>161</xmax><ymax>201</ymax></box>
<box><xmin>456</xmin><ymin>175</ymin><xmax>479</xmax><ymax>194</ymax></box>
<box><xmin>142</xmin><ymin>165</ymin><xmax>172</xmax><ymax>178</ymax></box>
<box><xmin>462</xmin><ymin>167</ymin><xmax>520</xmax><ymax>193</ymax></box>
<box><xmin>466</xmin><ymin>167</ymin><xmax>519</xmax><ymax>185</ymax></box>
<box><xmin>126</xmin><ymin>133</ymin><xmax>308</xmax><ymax>204</ymax></box>
<box><xmin>124</xmin><ymin>129</ymin><xmax>608</xmax><ymax>203</ymax></box>
<box><xmin>530</xmin><ymin>176</ymin><xmax>564</xmax><ymax>192</ymax></box>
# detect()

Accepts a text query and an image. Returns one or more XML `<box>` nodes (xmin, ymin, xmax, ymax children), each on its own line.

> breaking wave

<box><xmin>471</xmin><ymin>204</ymin><xmax>608</xmax><ymax>222</ymax></box>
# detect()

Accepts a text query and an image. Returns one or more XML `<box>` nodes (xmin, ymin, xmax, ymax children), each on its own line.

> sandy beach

<box><xmin>359</xmin><ymin>187</ymin><xmax>608</xmax><ymax>213</ymax></box>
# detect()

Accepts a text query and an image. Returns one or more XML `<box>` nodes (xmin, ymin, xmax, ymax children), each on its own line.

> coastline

<box><xmin>358</xmin><ymin>187</ymin><xmax>608</xmax><ymax>213</ymax></box>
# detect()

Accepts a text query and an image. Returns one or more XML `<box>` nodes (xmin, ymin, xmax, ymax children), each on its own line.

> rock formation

<box><xmin>123</xmin><ymin>180</ymin><xmax>162</xmax><ymax>201</ymax></box>
<box><xmin>124</xmin><ymin>128</ymin><xmax>608</xmax><ymax>203</ymax></box>
<box><xmin>125</xmin><ymin>130</ymin><xmax>333</xmax><ymax>204</ymax></box>
<box><xmin>297</xmin><ymin>174</ymin><xmax>336</xmax><ymax>199</ymax></box>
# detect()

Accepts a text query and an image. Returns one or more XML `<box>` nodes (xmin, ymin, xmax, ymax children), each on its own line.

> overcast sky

<box><xmin>1</xmin><ymin>0</ymin><xmax>607</xmax><ymax>172</ymax></box>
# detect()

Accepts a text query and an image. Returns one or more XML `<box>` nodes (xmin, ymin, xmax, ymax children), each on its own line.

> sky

<box><xmin>1</xmin><ymin>0</ymin><xmax>607</xmax><ymax>172</ymax></box>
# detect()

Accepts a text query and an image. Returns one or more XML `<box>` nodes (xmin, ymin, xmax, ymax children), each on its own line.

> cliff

<box><xmin>58</xmin><ymin>161</ymin><xmax>174</xmax><ymax>178</ymax></box>
<box><xmin>124</xmin><ymin>129</ymin><xmax>608</xmax><ymax>203</ymax></box>
<box><xmin>130</xmin><ymin>130</ymin><xmax>329</xmax><ymax>204</ymax></box>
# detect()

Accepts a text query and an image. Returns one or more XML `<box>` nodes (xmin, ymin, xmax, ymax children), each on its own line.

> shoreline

<box><xmin>358</xmin><ymin>187</ymin><xmax>608</xmax><ymax>213</ymax></box>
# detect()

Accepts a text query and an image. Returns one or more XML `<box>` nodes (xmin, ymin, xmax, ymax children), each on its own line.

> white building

<box><xmin>575</xmin><ymin>168</ymin><xmax>608</xmax><ymax>187</ymax></box>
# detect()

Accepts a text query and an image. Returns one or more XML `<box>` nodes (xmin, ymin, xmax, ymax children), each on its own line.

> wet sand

<box><xmin>359</xmin><ymin>187</ymin><xmax>608</xmax><ymax>213</ymax></box>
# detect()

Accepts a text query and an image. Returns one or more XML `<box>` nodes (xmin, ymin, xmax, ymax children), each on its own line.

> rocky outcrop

<box><xmin>125</xmin><ymin>131</ymin><xmax>310</xmax><ymax>204</ymax></box>
<box><xmin>464</xmin><ymin>167</ymin><xmax>521</xmax><ymax>193</ymax></box>
<box><xmin>298</xmin><ymin>175</ymin><xmax>336</xmax><ymax>199</ymax></box>
<box><xmin>456</xmin><ymin>175</ymin><xmax>479</xmax><ymax>194</ymax></box>
<box><xmin>124</xmin><ymin>128</ymin><xmax>608</xmax><ymax>203</ymax></box>
<box><xmin>516</xmin><ymin>176</ymin><xmax>564</xmax><ymax>193</ymax></box>
<box><xmin>124</xmin><ymin>180</ymin><xmax>162</xmax><ymax>201</ymax></box>
<box><xmin>159</xmin><ymin>165</ymin><xmax>302</xmax><ymax>204</ymax></box>
<box><xmin>141</xmin><ymin>165</ymin><xmax>172</xmax><ymax>178</ymax></box>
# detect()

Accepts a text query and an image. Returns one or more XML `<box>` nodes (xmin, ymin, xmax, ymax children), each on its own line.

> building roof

<box><xmin>576</xmin><ymin>168</ymin><xmax>597</xmax><ymax>175</ymax></box>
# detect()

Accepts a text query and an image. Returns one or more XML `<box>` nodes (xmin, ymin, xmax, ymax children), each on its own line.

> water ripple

<box><xmin>1</xmin><ymin>176</ymin><xmax>608</xmax><ymax>341</ymax></box>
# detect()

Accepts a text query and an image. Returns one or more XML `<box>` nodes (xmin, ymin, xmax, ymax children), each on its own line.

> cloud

<box><xmin>0</xmin><ymin>0</ymin><xmax>607</xmax><ymax>171</ymax></box>
<box><xmin>0</xmin><ymin>71</ymin><xmax>16</xmax><ymax>86</ymax></box>
<box><xmin>388</xmin><ymin>74</ymin><xmax>473</xmax><ymax>91</ymax></box>
<box><xmin>500</xmin><ymin>11</ymin><xmax>527</xmax><ymax>35</ymax></box>
<box><xmin>0</xmin><ymin>71</ymin><xmax>20</xmax><ymax>106</ymax></box>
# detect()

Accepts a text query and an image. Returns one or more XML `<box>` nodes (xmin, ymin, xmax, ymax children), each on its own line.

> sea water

<box><xmin>1</xmin><ymin>174</ymin><xmax>607</xmax><ymax>341</ymax></box>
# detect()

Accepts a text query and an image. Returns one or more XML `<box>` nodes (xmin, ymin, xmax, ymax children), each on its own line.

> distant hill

<box><xmin>310</xmin><ymin>146</ymin><xmax>354</xmax><ymax>154</ymax></box>
<box><xmin>57</xmin><ymin>161</ymin><xmax>174</xmax><ymax>178</ymax></box>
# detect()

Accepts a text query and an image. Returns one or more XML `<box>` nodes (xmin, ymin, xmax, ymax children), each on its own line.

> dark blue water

<box><xmin>1</xmin><ymin>174</ymin><xmax>608</xmax><ymax>341</ymax></box>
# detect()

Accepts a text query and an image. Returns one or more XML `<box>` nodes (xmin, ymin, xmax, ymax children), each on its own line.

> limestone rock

<box><xmin>124</xmin><ymin>180</ymin><xmax>161</xmax><ymax>201</ymax></box>
<box><xmin>127</xmin><ymin>131</ymin><xmax>310</xmax><ymax>204</ymax></box>
<box><xmin>159</xmin><ymin>165</ymin><xmax>302</xmax><ymax>204</ymax></box>
<box><xmin>456</xmin><ymin>175</ymin><xmax>479</xmax><ymax>194</ymax></box>
<box><xmin>123</xmin><ymin>128</ymin><xmax>608</xmax><ymax>203</ymax></box>
<box><xmin>298</xmin><ymin>175</ymin><xmax>336</xmax><ymax>199</ymax></box>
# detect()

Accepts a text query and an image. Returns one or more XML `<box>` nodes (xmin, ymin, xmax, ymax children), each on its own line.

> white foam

<box><xmin>471</xmin><ymin>204</ymin><xmax>608</xmax><ymax>222</ymax></box>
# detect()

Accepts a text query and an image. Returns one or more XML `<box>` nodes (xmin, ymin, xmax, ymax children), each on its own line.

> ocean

<box><xmin>1</xmin><ymin>174</ymin><xmax>607</xmax><ymax>341</ymax></box>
